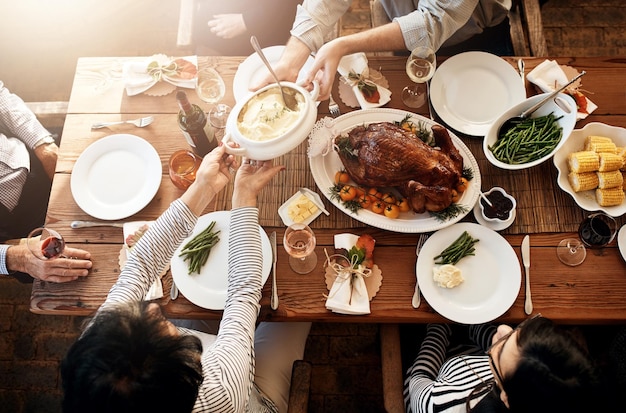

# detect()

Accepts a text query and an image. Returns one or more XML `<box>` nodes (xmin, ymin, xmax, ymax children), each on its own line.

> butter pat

<box><xmin>287</xmin><ymin>194</ymin><xmax>319</xmax><ymax>223</ymax></box>
<box><xmin>433</xmin><ymin>264</ymin><xmax>464</xmax><ymax>288</ymax></box>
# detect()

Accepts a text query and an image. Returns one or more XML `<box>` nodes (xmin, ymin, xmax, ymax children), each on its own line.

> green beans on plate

<box><xmin>489</xmin><ymin>113</ymin><xmax>563</xmax><ymax>165</ymax></box>
<box><xmin>434</xmin><ymin>231</ymin><xmax>479</xmax><ymax>265</ymax></box>
<box><xmin>179</xmin><ymin>221</ymin><xmax>220</xmax><ymax>275</ymax></box>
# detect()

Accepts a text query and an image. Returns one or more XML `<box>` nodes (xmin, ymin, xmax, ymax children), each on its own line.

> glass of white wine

<box><xmin>401</xmin><ymin>46</ymin><xmax>437</xmax><ymax>112</ymax></box>
<box><xmin>27</xmin><ymin>227</ymin><xmax>66</xmax><ymax>260</ymax></box>
<box><xmin>195</xmin><ymin>66</ymin><xmax>231</xmax><ymax>131</ymax></box>
<box><xmin>283</xmin><ymin>223</ymin><xmax>317</xmax><ymax>274</ymax></box>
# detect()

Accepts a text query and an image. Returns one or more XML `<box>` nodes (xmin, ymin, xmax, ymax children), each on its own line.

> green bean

<box><xmin>433</xmin><ymin>231</ymin><xmax>480</xmax><ymax>265</ymax></box>
<box><xmin>179</xmin><ymin>221</ymin><xmax>220</xmax><ymax>275</ymax></box>
<box><xmin>488</xmin><ymin>113</ymin><xmax>563</xmax><ymax>165</ymax></box>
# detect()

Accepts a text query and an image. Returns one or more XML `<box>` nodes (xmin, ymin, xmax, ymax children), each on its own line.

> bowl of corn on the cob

<box><xmin>483</xmin><ymin>92</ymin><xmax>577</xmax><ymax>170</ymax></box>
<box><xmin>553</xmin><ymin>122</ymin><xmax>626</xmax><ymax>216</ymax></box>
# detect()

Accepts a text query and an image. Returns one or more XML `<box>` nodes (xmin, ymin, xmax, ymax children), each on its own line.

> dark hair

<box><xmin>61</xmin><ymin>301</ymin><xmax>203</xmax><ymax>413</ymax></box>
<box><xmin>502</xmin><ymin>317</ymin><xmax>600</xmax><ymax>413</ymax></box>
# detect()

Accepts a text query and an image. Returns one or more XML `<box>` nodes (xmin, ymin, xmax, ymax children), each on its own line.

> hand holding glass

<box><xmin>27</xmin><ymin>227</ymin><xmax>66</xmax><ymax>260</ymax></box>
<box><xmin>402</xmin><ymin>46</ymin><xmax>437</xmax><ymax>110</ymax></box>
<box><xmin>283</xmin><ymin>224</ymin><xmax>317</xmax><ymax>274</ymax></box>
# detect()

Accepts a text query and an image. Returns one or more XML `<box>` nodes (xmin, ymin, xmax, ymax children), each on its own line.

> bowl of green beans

<box><xmin>483</xmin><ymin>92</ymin><xmax>577</xmax><ymax>170</ymax></box>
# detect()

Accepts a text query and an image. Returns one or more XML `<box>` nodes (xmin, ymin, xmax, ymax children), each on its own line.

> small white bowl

<box><xmin>278</xmin><ymin>188</ymin><xmax>324</xmax><ymax>227</ymax></box>
<box><xmin>483</xmin><ymin>92</ymin><xmax>578</xmax><ymax>170</ymax></box>
<box><xmin>474</xmin><ymin>187</ymin><xmax>516</xmax><ymax>231</ymax></box>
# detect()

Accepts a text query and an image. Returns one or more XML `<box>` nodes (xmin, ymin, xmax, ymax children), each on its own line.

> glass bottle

<box><xmin>176</xmin><ymin>91</ymin><xmax>217</xmax><ymax>157</ymax></box>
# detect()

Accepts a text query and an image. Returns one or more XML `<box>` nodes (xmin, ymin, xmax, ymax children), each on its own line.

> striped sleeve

<box><xmin>404</xmin><ymin>324</ymin><xmax>493</xmax><ymax>413</ymax></box>
<box><xmin>194</xmin><ymin>206</ymin><xmax>263</xmax><ymax>413</ymax></box>
<box><xmin>100</xmin><ymin>199</ymin><xmax>196</xmax><ymax>310</ymax></box>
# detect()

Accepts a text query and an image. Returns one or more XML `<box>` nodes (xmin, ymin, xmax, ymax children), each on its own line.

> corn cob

<box><xmin>595</xmin><ymin>187</ymin><xmax>625</xmax><ymax>206</ymax></box>
<box><xmin>597</xmin><ymin>170</ymin><xmax>624</xmax><ymax>189</ymax></box>
<box><xmin>586</xmin><ymin>141</ymin><xmax>617</xmax><ymax>154</ymax></box>
<box><xmin>568</xmin><ymin>151</ymin><xmax>600</xmax><ymax>173</ymax></box>
<box><xmin>584</xmin><ymin>135</ymin><xmax>614</xmax><ymax>149</ymax></box>
<box><xmin>568</xmin><ymin>172</ymin><xmax>599</xmax><ymax>192</ymax></box>
<box><xmin>616</xmin><ymin>147</ymin><xmax>626</xmax><ymax>171</ymax></box>
<box><xmin>598</xmin><ymin>152</ymin><xmax>624</xmax><ymax>172</ymax></box>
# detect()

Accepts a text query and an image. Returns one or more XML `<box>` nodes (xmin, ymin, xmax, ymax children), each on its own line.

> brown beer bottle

<box><xmin>176</xmin><ymin>91</ymin><xmax>217</xmax><ymax>157</ymax></box>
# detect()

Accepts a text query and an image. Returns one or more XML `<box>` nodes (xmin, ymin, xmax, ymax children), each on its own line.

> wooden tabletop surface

<box><xmin>32</xmin><ymin>55</ymin><xmax>626</xmax><ymax>324</ymax></box>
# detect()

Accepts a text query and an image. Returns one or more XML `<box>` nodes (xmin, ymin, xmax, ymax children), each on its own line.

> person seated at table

<box><xmin>252</xmin><ymin>0</ymin><xmax>514</xmax><ymax>100</ymax></box>
<box><xmin>404</xmin><ymin>315</ymin><xmax>604</xmax><ymax>413</ymax></box>
<box><xmin>193</xmin><ymin>0</ymin><xmax>301</xmax><ymax>56</ymax></box>
<box><xmin>60</xmin><ymin>145</ymin><xmax>311</xmax><ymax>413</ymax></box>
<box><xmin>0</xmin><ymin>80</ymin><xmax>92</xmax><ymax>283</ymax></box>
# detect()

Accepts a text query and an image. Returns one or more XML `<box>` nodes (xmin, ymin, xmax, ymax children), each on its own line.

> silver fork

<box><xmin>91</xmin><ymin>116</ymin><xmax>154</xmax><ymax>129</ymax></box>
<box><xmin>328</xmin><ymin>94</ymin><xmax>340</xmax><ymax>117</ymax></box>
<box><xmin>412</xmin><ymin>233</ymin><xmax>429</xmax><ymax>309</ymax></box>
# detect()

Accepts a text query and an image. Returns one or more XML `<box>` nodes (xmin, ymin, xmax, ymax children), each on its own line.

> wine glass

<box><xmin>578</xmin><ymin>212</ymin><xmax>617</xmax><ymax>248</ymax></box>
<box><xmin>283</xmin><ymin>223</ymin><xmax>317</xmax><ymax>274</ymax></box>
<box><xmin>27</xmin><ymin>227</ymin><xmax>66</xmax><ymax>260</ymax></box>
<box><xmin>401</xmin><ymin>46</ymin><xmax>437</xmax><ymax>111</ymax></box>
<box><xmin>556</xmin><ymin>238</ymin><xmax>586</xmax><ymax>266</ymax></box>
<box><xmin>195</xmin><ymin>67</ymin><xmax>231</xmax><ymax>132</ymax></box>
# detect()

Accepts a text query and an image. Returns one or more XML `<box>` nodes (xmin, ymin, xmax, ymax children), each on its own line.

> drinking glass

<box><xmin>168</xmin><ymin>149</ymin><xmax>202</xmax><ymax>190</ymax></box>
<box><xmin>195</xmin><ymin>67</ymin><xmax>231</xmax><ymax>131</ymax></box>
<box><xmin>27</xmin><ymin>227</ymin><xmax>66</xmax><ymax>260</ymax></box>
<box><xmin>578</xmin><ymin>212</ymin><xmax>617</xmax><ymax>248</ymax></box>
<box><xmin>401</xmin><ymin>46</ymin><xmax>437</xmax><ymax>111</ymax></box>
<box><xmin>283</xmin><ymin>223</ymin><xmax>317</xmax><ymax>274</ymax></box>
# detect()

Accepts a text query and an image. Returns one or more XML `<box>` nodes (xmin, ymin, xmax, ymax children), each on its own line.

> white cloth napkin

<box><xmin>337</xmin><ymin>53</ymin><xmax>391</xmax><ymax>109</ymax></box>
<box><xmin>325</xmin><ymin>234</ymin><xmax>371</xmax><ymax>315</ymax></box>
<box><xmin>121</xmin><ymin>221</ymin><xmax>164</xmax><ymax>300</ymax></box>
<box><xmin>526</xmin><ymin>59</ymin><xmax>597</xmax><ymax>120</ymax></box>
<box><xmin>123</xmin><ymin>55</ymin><xmax>197</xmax><ymax>96</ymax></box>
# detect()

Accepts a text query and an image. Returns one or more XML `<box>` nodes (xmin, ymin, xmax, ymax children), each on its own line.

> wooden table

<box><xmin>31</xmin><ymin>56</ymin><xmax>626</xmax><ymax>324</ymax></box>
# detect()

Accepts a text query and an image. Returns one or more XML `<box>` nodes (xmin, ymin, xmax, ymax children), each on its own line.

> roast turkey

<box><xmin>334</xmin><ymin>122</ymin><xmax>464</xmax><ymax>213</ymax></box>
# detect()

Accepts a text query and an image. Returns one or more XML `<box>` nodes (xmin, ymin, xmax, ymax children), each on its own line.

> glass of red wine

<box><xmin>578</xmin><ymin>212</ymin><xmax>618</xmax><ymax>248</ymax></box>
<box><xmin>27</xmin><ymin>227</ymin><xmax>66</xmax><ymax>260</ymax></box>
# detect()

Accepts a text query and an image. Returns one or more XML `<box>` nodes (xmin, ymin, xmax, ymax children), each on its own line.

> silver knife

<box><xmin>270</xmin><ymin>231</ymin><xmax>279</xmax><ymax>310</ymax></box>
<box><xmin>71</xmin><ymin>220</ymin><xmax>124</xmax><ymax>228</ymax></box>
<box><xmin>521</xmin><ymin>235</ymin><xmax>533</xmax><ymax>315</ymax></box>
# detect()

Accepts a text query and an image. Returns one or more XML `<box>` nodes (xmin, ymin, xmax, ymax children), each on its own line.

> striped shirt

<box><xmin>405</xmin><ymin>324</ymin><xmax>497</xmax><ymax>413</ymax></box>
<box><xmin>94</xmin><ymin>199</ymin><xmax>275</xmax><ymax>413</ymax></box>
<box><xmin>0</xmin><ymin>80</ymin><xmax>52</xmax><ymax>211</ymax></box>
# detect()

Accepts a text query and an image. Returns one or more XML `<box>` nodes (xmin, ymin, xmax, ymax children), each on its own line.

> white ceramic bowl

<box><xmin>478</xmin><ymin>187</ymin><xmax>517</xmax><ymax>225</ymax></box>
<box><xmin>553</xmin><ymin>122</ymin><xmax>626</xmax><ymax>217</ymax></box>
<box><xmin>483</xmin><ymin>92</ymin><xmax>578</xmax><ymax>170</ymax></box>
<box><xmin>223</xmin><ymin>81</ymin><xmax>319</xmax><ymax>160</ymax></box>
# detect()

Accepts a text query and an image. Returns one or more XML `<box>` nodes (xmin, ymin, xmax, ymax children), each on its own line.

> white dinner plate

<box><xmin>430</xmin><ymin>51</ymin><xmax>526</xmax><ymax>137</ymax></box>
<box><xmin>70</xmin><ymin>134</ymin><xmax>162</xmax><ymax>220</ymax></box>
<box><xmin>553</xmin><ymin>122</ymin><xmax>626</xmax><ymax>217</ymax></box>
<box><xmin>308</xmin><ymin>108</ymin><xmax>481</xmax><ymax>233</ymax></box>
<box><xmin>618</xmin><ymin>224</ymin><xmax>626</xmax><ymax>262</ymax></box>
<box><xmin>233</xmin><ymin>45</ymin><xmax>316</xmax><ymax>102</ymax></box>
<box><xmin>170</xmin><ymin>211</ymin><xmax>272</xmax><ymax>310</ymax></box>
<box><xmin>416</xmin><ymin>223</ymin><xmax>521</xmax><ymax>324</ymax></box>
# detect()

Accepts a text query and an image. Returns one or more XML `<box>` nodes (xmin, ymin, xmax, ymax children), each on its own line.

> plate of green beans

<box><xmin>483</xmin><ymin>92</ymin><xmax>577</xmax><ymax>170</ymax></box>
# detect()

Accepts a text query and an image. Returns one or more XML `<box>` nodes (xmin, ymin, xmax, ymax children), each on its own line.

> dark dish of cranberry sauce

<box><xmin>480</xmin><ymin>190</ymin><xmax>513</xmax><ymax>220</ymax></box>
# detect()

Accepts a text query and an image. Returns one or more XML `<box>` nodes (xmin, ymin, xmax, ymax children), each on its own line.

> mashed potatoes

<box><xmin>237</xmin><ymin>87</ymin><xmax>305</xmax><ymax>141</ymax></box>
<box><xmin>433</xmin><ymin>264</ymin><xmax>464</xmax><ymax>288</ymax></box>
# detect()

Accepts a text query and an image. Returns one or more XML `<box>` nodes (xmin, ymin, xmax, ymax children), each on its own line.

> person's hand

<box><xmin>304</xmin><ymin>38</ymin><xmax>346</xmax><ymax>101</ymax></box>
<box><xmin>249</xmin><ymin>37</ymin><xmax>313</xmax><ymax>92</ymax></box>
<box><xmin>232</xmin><ymin>158</ymin><xmax>285</xmax><ymax>209</ymax></box>
<box><xmin>181</xmin><ymin>145</ymin><xmax>238</xmax><ymax>215</ymax></box>
<box><xmin>7</xmin><ymin>243</ymin><xmax>91</xmax><ymax>283</ymax></box>
<box><xmin>34</xmin><ymin>142</ymin><xmax>59</xmax><ymax>181</ymax></box>
<box><xmin>207</xmin><ymin>14</ymin><xmax>247</xmax><ymax>39</ymax></box>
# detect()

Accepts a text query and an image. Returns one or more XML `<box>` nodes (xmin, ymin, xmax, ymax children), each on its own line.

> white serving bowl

<box><xmin>483</xmin><ymin>92</ymin><xmax>578</xmax><ymax>170</ymax></box>
<box><xmin>222</xmin><ymin>81</ymin><xmax>319</xmax><ymax>160</ymax></box>
<box><xmin>553</xmin><ymin>122</ymin><xmax>626</xmax><ymax>217</ymax></box>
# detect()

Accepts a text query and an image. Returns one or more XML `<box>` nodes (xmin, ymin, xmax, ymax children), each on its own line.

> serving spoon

<box><xmin>249</xmin><ymin>35</ymin><xmax>299</xmax><ymax>111</ymax></box>
<box><xmin>498</xmin><ymin>71</ymin><xmax>586</xmax><ymax>137</ymax></box>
